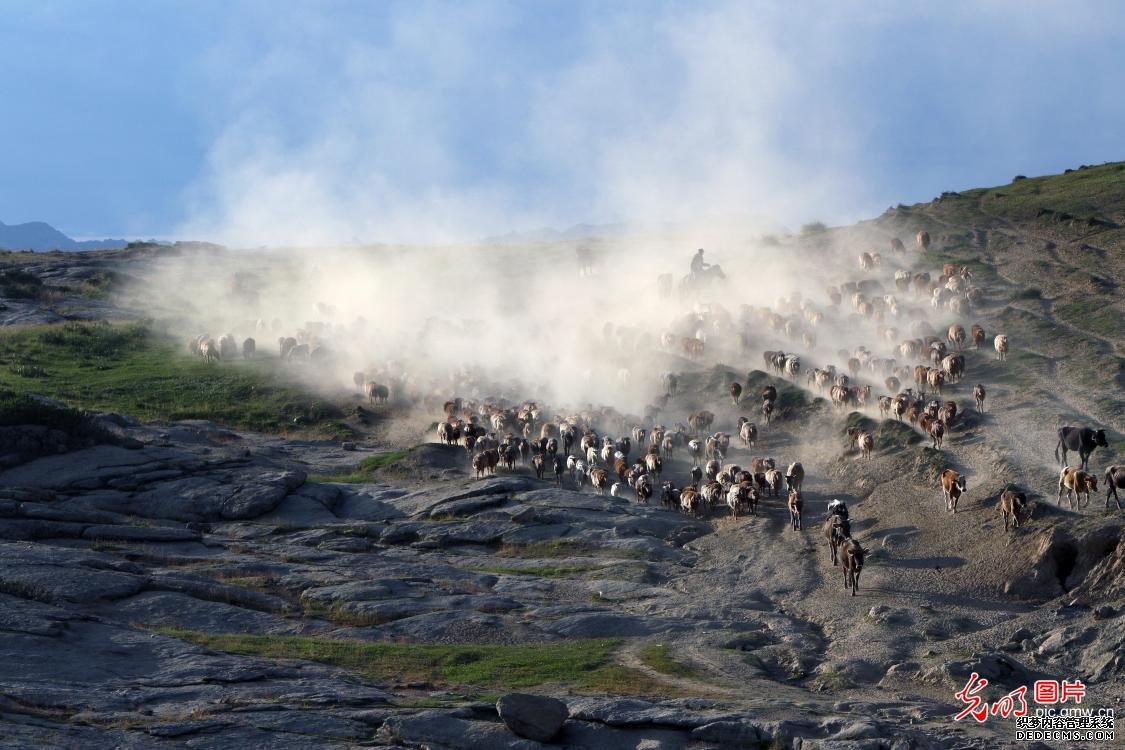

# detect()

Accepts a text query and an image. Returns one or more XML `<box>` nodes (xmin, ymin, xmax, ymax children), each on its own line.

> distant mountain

<box><xmin>0</xmin><ymin>220</ymin><xmax>127</xmax><ymax>251</ymax></box>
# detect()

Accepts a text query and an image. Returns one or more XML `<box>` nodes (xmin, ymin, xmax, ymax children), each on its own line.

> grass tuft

<box><xmin>638</xmin><ymin>643</ymin><xmax>696</xmax><ymax>679</ymax></box>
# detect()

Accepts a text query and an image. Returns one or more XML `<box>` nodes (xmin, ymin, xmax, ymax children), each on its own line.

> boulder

<box><xmin>496</xmin><ymin>693</ymin><xmax>569</xmax><ymax>742</ymax></box>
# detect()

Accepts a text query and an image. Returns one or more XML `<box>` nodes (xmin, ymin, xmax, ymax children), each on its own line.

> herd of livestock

<box><xmin>184</xmin><ymin>228</ymin><xmax>1121</xmax><ymax>595</ymax></box>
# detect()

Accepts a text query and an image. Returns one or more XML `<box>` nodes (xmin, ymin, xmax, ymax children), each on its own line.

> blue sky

<box><xmin>1</xmin><ymin>1</ymin><xmax>1123</xmax><ymax>243</ymax></box>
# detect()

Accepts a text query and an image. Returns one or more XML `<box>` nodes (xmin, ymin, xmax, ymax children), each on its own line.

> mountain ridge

<box><xmin>0</xmin><ymin>219</ymin><xmax>126</xmax><ymax>251</ymax></box>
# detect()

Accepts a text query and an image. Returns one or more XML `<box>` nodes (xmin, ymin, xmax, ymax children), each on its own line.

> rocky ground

<box><xmin>0</xmin><ymin>166</ymin><xmax>1122</xmax><ymax>748</ymax></box>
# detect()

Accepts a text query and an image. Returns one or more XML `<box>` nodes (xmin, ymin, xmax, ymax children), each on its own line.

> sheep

<box><xmin>705</xmin><ymin>459</ymin><xmax>721</xmax><ymax>482</ymax></box>
<box><xmin>200</xmin><ymin>338</ymin><xmax>220</xmax><ymax>363</ymax></box>
<box><xmin>364</xmin><ymin>381</ymin><xmax>390</xmax><ymax>404</ymax></box>
<box><xmin>783</xmin><ymin>354</ymin><xmax>800</xmax><ymax>379</ymax></box>
<box><xmin>761</xmin><ymin>400</ymin><xmax>774</xmax><ymax>426</ymax></box>
<box><xmin>241</xmin><ymin>338</ymin><xmax>256</xmax><ymax>358</ymax></box>
<box><xmin>994</xmin><ymin>334</ymin><xmax>1009</xmax><ymax>362</ymax></box>
<box><xmin>730</xmin><ymin>382</ymin><xmax>742</xmax><ymax>405</ymax></box>
<box><xmin>1057</xmin><ymin>466</ymin><xmax>1097</xmax><ymax>510</ymax></box>
<box><xmin>574</xmin><ymin>460</ymin><xmax>589</xmax><ymax>489</ymax></box>
<box><xmin>738</xmin><ymin>419</ymin><xmax>758</xmax><ymax>448</ymax></box>
<box><xmin>690</xmin><ymin>465</ymin><xmax>703</xmax><ymax>485</ymax></box>
<box><xmin>552</xmin><ymin>455</ymin><xmax>565</xmax><ymax>485</ymax></box>
<box><xmin>701</xmin><ymin>481</ymin><xmax>723</xmax><ymax>512</ymax></box>
<box><xmin>973</xmin><ymin>384</ymin><xmax>986</xmax><ymax>412</ymax></box>
<box><xmin>644</xmin><ymin>452</ymin><xmax>663</xmax><ymax>478</ymax></box>
<box><xmin>785</xmin><ymin>462</ymin><xmax>804</xmax><ymax>492</ymax></box>
<box><xmin>941</xmin><ymin>469</ymin><xmax>966</xmax><ymax>512</ymax></box>
<box><xmin>947</xmin><ymin>324</ymin><xmax>966</xmax><ymax>351</ymax></box>
<box><xmin>287</xmin><ymin>343</ymin><xmax>310</xmax><ymax>360</ymax></box>
<box><xmin>915</xmin><ymin>230</ymin><xmax>930</xmax><ymax>250</ymax></box>
<box><xmin>532</xmin><ymin>453</ymin><xmax>545</xmax><ymax>480</ymax></box>
<box><xmin>999</xmin><ymin>490</ymin><xmax>1028</xmax><ymax>531</ymax></box>
<box><xmin>727</xmin><ymin>483</ymin><xmax>744</xmax><ymax>517</ymax></box>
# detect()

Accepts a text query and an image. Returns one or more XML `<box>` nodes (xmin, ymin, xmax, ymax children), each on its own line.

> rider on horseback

<box><xmin>690</xmin><ymin>248</ymin><xmax>710</xmax><ymax>282</ymax></box>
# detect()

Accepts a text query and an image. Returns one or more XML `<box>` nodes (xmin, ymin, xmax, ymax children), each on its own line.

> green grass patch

<box><xmin>307</xmin><ymin>449</ymin><xmax>412</xmax><ymax>483</ymax></box>
<box><xmin>497</xmin><ymin>539</ymin><xmax>594</xmax><ymax>559</ymax></box>
<box><xmin>155</xmin><ymin>629</ymin><xmax>674</xmax><ymax>695</ymax></box>
<box><xmin>89</xmin><ymin>541</ymin><xmax>123</xmax><ymax>552</ymax></box>
<box><xmin>638</xmin><ymin>643</ymin><xmax>696</xmax><ymax>679</ymax></box>
<box><xmin>0</xmin><ymin>321</ymin><xmax>353</xmax><ymax>436</ymax></box>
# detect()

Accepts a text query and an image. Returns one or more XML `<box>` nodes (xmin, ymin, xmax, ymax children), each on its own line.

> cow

<box><xmin>1055</xmin><ymin>426</ymin><xmax>1109</xmax><ymax>471</ymax></box>
<box><xmin>970</xmin><ymin>323</ymin><xmax>986</xmax><ymax>349</ymax></box>
<box><xmin>841</xmin><ymin>538</ymin><xmax>865</xmax><ymax>596</ymax></box>
<box><xmin>787</xmin><ymin>489</ymin><xmax>803</xmax><ymax>530</ymax></box>
<box><xmin>941</xmin><ymin>469</ymin><xmax>966</xmax><ymax>512</ymax></box>
<box><xmin>1057</xmin><ymin>466</ymin><xmax>1097</xmax><ymax>510</ymax></box>
<box><xmin>823</xmin><ymin>514</ymin><xmax>850</xmax><ymax>567</ymax></box>
<box><xmin>999</xmin><ymin>490</ymin><xmax>1028</xmax><ymax>531</ymax></box>
<box><xmin>1104</xmin><ymin>466</ymin><xmax>1125</xmax><ymax>510</ymax></box>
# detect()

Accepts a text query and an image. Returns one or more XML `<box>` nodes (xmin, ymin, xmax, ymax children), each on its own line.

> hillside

<box><xmin>0</xmin><ymin>164</ymin><xmax>1121</xmax><ymax>748</ymax></box>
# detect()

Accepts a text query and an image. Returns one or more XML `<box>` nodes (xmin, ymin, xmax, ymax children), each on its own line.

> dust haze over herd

<box><xmin>1</xmin><ymin>3</ymin><xmax>1124</xmax><ymax>749</ymax></box>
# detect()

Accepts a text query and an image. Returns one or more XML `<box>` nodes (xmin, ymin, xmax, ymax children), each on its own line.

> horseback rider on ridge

<box><xmin>690</xmin><ymin>248</ymin><xmax>710</xmax><ymax>282</ymax></box>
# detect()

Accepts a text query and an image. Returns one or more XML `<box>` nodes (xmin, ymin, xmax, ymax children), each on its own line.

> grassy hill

<box><xmin>0</xmin><ymin>321</ymin><xmax>354</xmax><ymax>438</ymax></box>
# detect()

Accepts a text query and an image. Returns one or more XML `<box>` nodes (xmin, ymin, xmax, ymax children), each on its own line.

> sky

<box><xmin>1</xmin><ymin>0</ymin><xmax>1123</xmax><ymax>243</ymax></box>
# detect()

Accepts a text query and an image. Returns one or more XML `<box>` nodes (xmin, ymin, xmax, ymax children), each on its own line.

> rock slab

<box><xmin>497</xmin><ymin>693</ymin><xmax>569</xmax><ymax>742</ymax></box>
